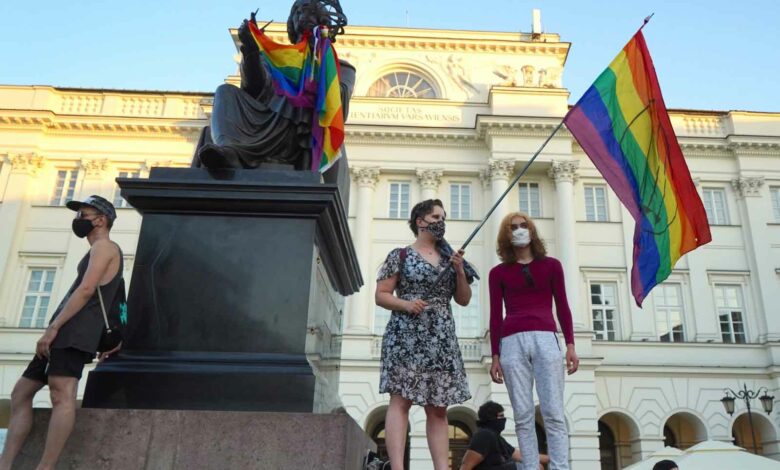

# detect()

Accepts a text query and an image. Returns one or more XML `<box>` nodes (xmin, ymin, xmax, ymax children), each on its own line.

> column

<box><xmin>0</xmin><ymin>153</ymin><xmax>45</xmax><ymax>326</ymax></box>
<box><xmin>732</xmin><ymin>176</ymin><xmax>779</xmax><ymax>341</ymax></box>
<box><xmin>416</xmin><ymin>168</ymin><xmax>443</xmax><ymax>201</ymax></box>
<box><xmin>487</xmin><ymin>159</ymin><xmax>515</xmax><ymax>266</ymax></box>
<box><xmin>345</xmin><ymin>167</ymin><xmax>379</xmax><ymax>333</ymax></box>
<box><xmin>548</xmin><ymin>160</ymin><xmax>583</xmax><ymax>329</ymax></box>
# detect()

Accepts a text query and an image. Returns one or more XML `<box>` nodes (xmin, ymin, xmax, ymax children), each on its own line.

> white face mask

<box><xmin>511</xmin><ymin>227</ymin><xmax>531</xmax><ymax>247</ymax></box>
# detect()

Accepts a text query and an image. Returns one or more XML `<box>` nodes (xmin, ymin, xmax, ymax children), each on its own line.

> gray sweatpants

<box><xmin>500</xmin><ymin>331</ymin><xmax>569</xmax><ymax>470</ymax></box>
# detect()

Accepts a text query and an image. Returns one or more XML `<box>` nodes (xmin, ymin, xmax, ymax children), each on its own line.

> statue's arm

<box><xmin>238</xmin><ymin>19</ymin><xmax>271</xmax><ymax>99</ymax></box>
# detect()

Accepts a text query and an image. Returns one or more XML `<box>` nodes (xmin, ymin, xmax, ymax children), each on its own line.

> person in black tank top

<box><xmin>0</xmin><ymin>195</ymin><xmax>124</xmax><ymax>470</ymax></box>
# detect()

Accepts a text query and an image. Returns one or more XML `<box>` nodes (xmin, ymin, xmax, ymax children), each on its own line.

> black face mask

<box><xmin>72</xmin><ymin>218</ymin><xmax>96</xmax><ymax>238</ymax></box>
<box><xmin>421</xmin><ymin>220</ymin><xmax>446</xmax><ymax>241</ymax></box>
<box><xmin>483</xmin><ymin>417</ymin><xmax>507</xmax><ymax>434</ymax></box>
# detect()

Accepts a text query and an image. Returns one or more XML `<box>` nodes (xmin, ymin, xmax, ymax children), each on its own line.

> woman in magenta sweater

<box><xmin>488</xmin><ymin>212</ymin><xmax>579</xmax><ymax>470</ymax></box>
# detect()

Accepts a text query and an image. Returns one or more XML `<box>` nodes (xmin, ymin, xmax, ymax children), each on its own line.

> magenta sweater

<box><xmin>488</xmin><ymin>256</ymin><xmax>575</xmax><ymax>355</ymax></box>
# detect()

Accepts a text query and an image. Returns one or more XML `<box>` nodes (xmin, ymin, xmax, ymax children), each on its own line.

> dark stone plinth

<box><xmin>82</xmin><ymin>168</ymin><xmax>362</xmax><ymax>412</ymax></box>
<box><xmin>14</xmin><ymin>408</ymin><xmax>375</xmax><ymax>470</ymax></box>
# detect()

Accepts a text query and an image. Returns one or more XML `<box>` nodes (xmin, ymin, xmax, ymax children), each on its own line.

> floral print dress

<box><xmin>377</xmin><ymin>247</ymin><xmax>472</xmax><ymax>406</ymax></box>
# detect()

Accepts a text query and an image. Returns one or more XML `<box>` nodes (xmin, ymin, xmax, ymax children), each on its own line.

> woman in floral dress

<box><xmin>375</xmin><ymin>199</ymin><xmax>475</xmax><ymax>470</ymax></box>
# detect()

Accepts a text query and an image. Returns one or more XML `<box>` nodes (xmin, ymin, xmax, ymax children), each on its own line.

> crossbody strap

<box><xmin>97</xmin><ymin>285</ymin><xmax>111</xmax><ymax>332</ymax></box>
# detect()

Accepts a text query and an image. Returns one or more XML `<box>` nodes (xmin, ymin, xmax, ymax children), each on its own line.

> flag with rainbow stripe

<box><xmin>564</xmin><ymin>29</ymin><xmax>711</xmax><ymax>306</ymax></box>
<box><xmin>248</xmin><ymin>22</ymin><xmax>345</xmax><ymax>172</ymax></box>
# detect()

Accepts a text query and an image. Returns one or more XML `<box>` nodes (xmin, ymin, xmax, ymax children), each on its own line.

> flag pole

<box><xmin>423</xmin><ymin>119</ymin><xmax>567</xmax><ymax>298</ymax></box>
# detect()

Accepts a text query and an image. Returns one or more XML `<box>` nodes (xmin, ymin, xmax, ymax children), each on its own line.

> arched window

<box><xmin>599</xmin><ymin>421</ymin><xmax>618</xmax><ymax>470</ymax></box>
<box><xmin>448</xmin><ymin>421</ymin><xmax>472</xmax><ymax>470</ymax></box>
<box><xmin>368</xmin><ymin>71</ymin><xmax>438</xmax><ymax>99</ymax></box>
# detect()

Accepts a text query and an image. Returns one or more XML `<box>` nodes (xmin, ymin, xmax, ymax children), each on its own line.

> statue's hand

<box><xmin>238</xmin><ymin>19</ymin><xmax>259</xmax><ymax>53</ymax></box>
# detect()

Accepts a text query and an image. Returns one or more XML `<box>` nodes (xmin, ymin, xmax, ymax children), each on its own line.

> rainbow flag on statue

<box><xmin>564</xmin><ymin>29</ymin><xmax>711</xmax><ymax>306</ymax></box>
<box><xmin>248</xmin><ymin>22</ymin><xmax>345</xmax><ymax>172</ymax></box>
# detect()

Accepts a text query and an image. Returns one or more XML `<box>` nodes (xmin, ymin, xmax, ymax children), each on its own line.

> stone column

<box><xmin>732</xmin><ymin>176</ymin><xmax>779</xmax><ymax>341</ymax></box>
<box><xmin>548</xmin><ymin>160</ymin><xmax>583</xmax><ymax>330</ymax></box>
<box><xmin>416</xmin><ymin>168</ymin><xmax>443</xmax><ymax>202</ymax></box>
<box><xmin>0</xmin><ymin>153</ymin><xmax>45</xmax><ymax>326</ymax></box>
<box><xmin>345</xmin><ymin>167</ymin><xmax>379</xmax><ymax>333</ymax></box>
<box><xmin>487</xmin><ymin>159</ymin><xmax>515</xmax><ymax>266</ymax></box>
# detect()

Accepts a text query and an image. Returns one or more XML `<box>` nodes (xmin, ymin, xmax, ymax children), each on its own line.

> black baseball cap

<box><xmin>66</xmin><ymin>195</ymin><xmax>117</xmax><ymax>222</ymax></box>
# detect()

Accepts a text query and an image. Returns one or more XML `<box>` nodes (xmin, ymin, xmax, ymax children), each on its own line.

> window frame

<box><xmin>387</xmin><ymin>181</ymin><xmax>411</xmax><ymax>219</ymax></box>
<box><xmin>770</xmin><ymin>186</ymin><xmax>780</xmax><ymax>222</ymax></box>
<box><xmin>590</xmin><ymin>281</ymin><xmax>619</xmax><ymax>341</ymax></box>
<box><xmin>714</xmin><ymin>283</ymin><xmax>748</xmax><ymax>344</ymax></box>
<box><xmin>449</xmin><ymin>182</ymin><xmax>472</xmax><ymax>220</ymax></box>
<box><xmin>367</xmin><ymin>70</ymin><xmax>439</xmax><ymax>99</ymax></box>
<box><xmin>702</xmin><ymin>187</ymin><xmax>730</xmax><ymax>225</ymax></box>
<box><xmin>452</xmin><ymin>280</ymin><xmax>481</xmax><ymax>337</ymax></box>
<box><xmin>518</xmin><ymin>181</ymin><xmax>541</xmax><ymax>217</ymax></box>
<box><xmin>5</xmin><ymin>254</ymin><xmax>66</xmax><ymax>329</ymax></box>
<box><xmin>654</xmin><ymin>283</ymin><xmax>686</xmax><ymax>342</ymax></box>
<box><xmin>49</xmin><ymin>168</ymin><xmax>80</xmax><ymax>206</ymax></box>
<box><xmin>584</xmin><ymin>184</ymin><xmax>609</xmax><ymax>222</ymax></box>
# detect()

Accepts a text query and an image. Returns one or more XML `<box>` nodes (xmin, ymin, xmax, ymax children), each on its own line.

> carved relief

<box><xmin>493</xmin><ymin>65</ymin><xmax>519</xmax><ymax>87</ymax></box>
<box><xmin>351</xmin><ymin>167</ymin><xmax>380</xmax><ymax>188</ymax></box>
<box><xmin>548</xmin><ymin>160</ymin><xmax>579</xmax><ymax>183</ymax></box>
<box><xmin>731</xmin><ymin>176</ymin><xmax>764</xmax><ymax>198</ymax></box>
<box><xmin>9</xmin><ymin>153</ymin><xmax>45</xmax><ymax>175</ymax></box>
<box><xmin>81</xmin><ymin>158</ymin><xmax>109</xmax><ymax>177</ymax></box>
<box><xmin>416</xmin><ymin>168</ymin><xmax>444</xmax><ymax>190</ymax></box>
<box><xmin>487</xmin><ymin>159</ymin><xmax>515</xmax><ymax>180</ymax></box>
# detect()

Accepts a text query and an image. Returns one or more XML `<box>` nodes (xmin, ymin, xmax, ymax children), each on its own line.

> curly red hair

<box><xmin>496</xmin><ymin>212</ymin><xmax>547</xmax><ymax>263</ymax></box>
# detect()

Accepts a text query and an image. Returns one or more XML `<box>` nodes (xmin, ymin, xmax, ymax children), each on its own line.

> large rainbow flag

<box><xmin>248</xmin><ymin>22</ymin><xmax>345</xmax><ymax>172</ymax></box>
<box><xmin>564</xmin><ymin>29</ymin><xmax>711</xmax><ymax>306</ymax></box>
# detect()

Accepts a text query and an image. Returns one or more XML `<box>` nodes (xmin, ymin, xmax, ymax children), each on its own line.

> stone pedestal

<box><xmin>13</xmin><ymin>409</ymin><xmax>375</xmax><ymax>470</ymax></box>
<box><xmin>82</xmin><ymin>168</ymin><xmax>362</xmax><ymax>413</ymax></box>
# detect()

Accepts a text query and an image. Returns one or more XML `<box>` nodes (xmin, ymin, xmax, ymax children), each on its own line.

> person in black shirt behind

<box><xmin>460</xmin><ymin>401</ymin><xmax>549</xmax><ymax>470</ymax></box>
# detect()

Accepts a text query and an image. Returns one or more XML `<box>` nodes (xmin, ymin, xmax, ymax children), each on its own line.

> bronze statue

<box><xmin>193</xmin><ymin>0</ymin><xmax>355</xmax><ymax>190</ymax></box>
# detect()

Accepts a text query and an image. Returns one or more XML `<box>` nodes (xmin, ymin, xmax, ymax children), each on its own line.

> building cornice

<box><xmin>346</xmin><ymin>127</ymin><xmax>483</xmax><ymax>148</ymax></box>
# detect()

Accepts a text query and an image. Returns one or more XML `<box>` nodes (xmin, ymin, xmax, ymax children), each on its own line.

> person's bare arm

<box><xmin>459</xmin><ymin>450</ymin><xmax>485</xmax><ymax>470</ymax></box>
<box><xmin>451</xmin><ymin>249</ymin><xmax>472</xmax><ymax>306</ymax></box>
<box><xmin>376</xmin><ymin>276</ymin><xmax>427</xmax><ymax>314</ymax></box>
<box><xmin>36</xmin><ymin>240</ymin><xmax>116</xmax><ymax>358</ymax></box>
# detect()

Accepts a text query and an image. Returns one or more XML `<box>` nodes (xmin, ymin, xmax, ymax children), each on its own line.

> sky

<box><xmin>1</xmin><ymin>0</ymin><xmax>778</xmax><ymax>112</ymax></box>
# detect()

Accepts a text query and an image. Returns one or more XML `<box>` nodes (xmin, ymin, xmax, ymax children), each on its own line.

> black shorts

<box><xmin>22</xmin><ymin>347</ymin><xmax>94</xmax><ymax>382</ymax></box>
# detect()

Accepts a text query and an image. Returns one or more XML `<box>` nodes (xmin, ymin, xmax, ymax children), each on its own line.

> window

<box><xmin>655</xmin><ymin>283</ymin><xmax>685</xmax><ymax>342</ymax></box>
<box><xmin>715</xmin><ymin>284</ymin><xmax>747</xmax><ymax>343</ymax></box>
<box><xmin>452</xmin><ymin>281</ymin><xmax>480</xmax><ymax>337</ymax></box>
<box><xmin>702</xmin><ymin>188</ymin><xmax>729</xmax><ymax>225</ymax></box>
<box><xmin>113</xmin><ymin>171</ymin><xmax>140</xmax><ymax>208</ymax></box>
<box><xmin>450</xmin><ymin>183</ymin><xmax>471</xmax><ymax>220</ymax></box>
<box><xmin>591</xmin><ymin>283</ymin><xmax>618</xmax><ymax>340</ymax></box>
<box><xmin>388</xmin><ymin>182</ymin><xmax>410</xmax><ymax>219</ymax></box>
<box><xmin>50</xmin><ymin>169</ymin><xmax>78</xmax><ymax>206</ymax></box>
<box><xmin>367</xmin><ymin>71</ymin><xmax>437</xmax><ymax>99</ymax></box>
<box><xmin>518</xmin><ymin>182</ymin><xmax>541</xmax><ymax>217</ymax></box>
<box><xmin>448</xmin><ymin>422</ymin><xmax>472</xmax><ymax>470</ymax></box>
<box><xmin>771</xmin><ymin>187</ymin><xmax>780</xmax><ymax>222</ymax></box>
<box><xmin>584</xmin><ymin>185</ymin><xmax>608</xmax><ymax>221</ymax></box>
<box><xmin>19</xmin><ymin>268</ymin><xmax>56</xmax><ymax>328</ymax></box>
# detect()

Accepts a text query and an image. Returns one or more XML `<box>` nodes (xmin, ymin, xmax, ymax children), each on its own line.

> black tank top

<box><xmin>50</xmin><ymin>242</ymin><xmax>124</xmax><ymax>355</ymax></box>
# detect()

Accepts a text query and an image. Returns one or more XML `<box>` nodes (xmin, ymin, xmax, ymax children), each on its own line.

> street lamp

<box><xmin>721</xmin><ymin>384</ymin><xmax>775</xmax><ymax>454</ymax></box>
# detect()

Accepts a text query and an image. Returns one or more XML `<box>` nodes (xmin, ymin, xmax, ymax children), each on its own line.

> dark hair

<box><xmin>408</xmin><ymin>199</ymin><xmax>445</xmax><ymax>236</ymax></box>
<box><xmin>477</xmin><ymin>401</ymin><xmax>504</xmax><ymax>422</ymax></box>
<box><xmin>652</xmin><ymin>460</ymin><xmax>678</xmax><ymax>470</ymax></box>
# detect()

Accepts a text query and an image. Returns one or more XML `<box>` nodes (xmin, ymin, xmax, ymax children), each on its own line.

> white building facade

<box><xmin>1</xmin><ymin>20</ymin><xmax>780</xmax><ymax>470</ymax></box>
